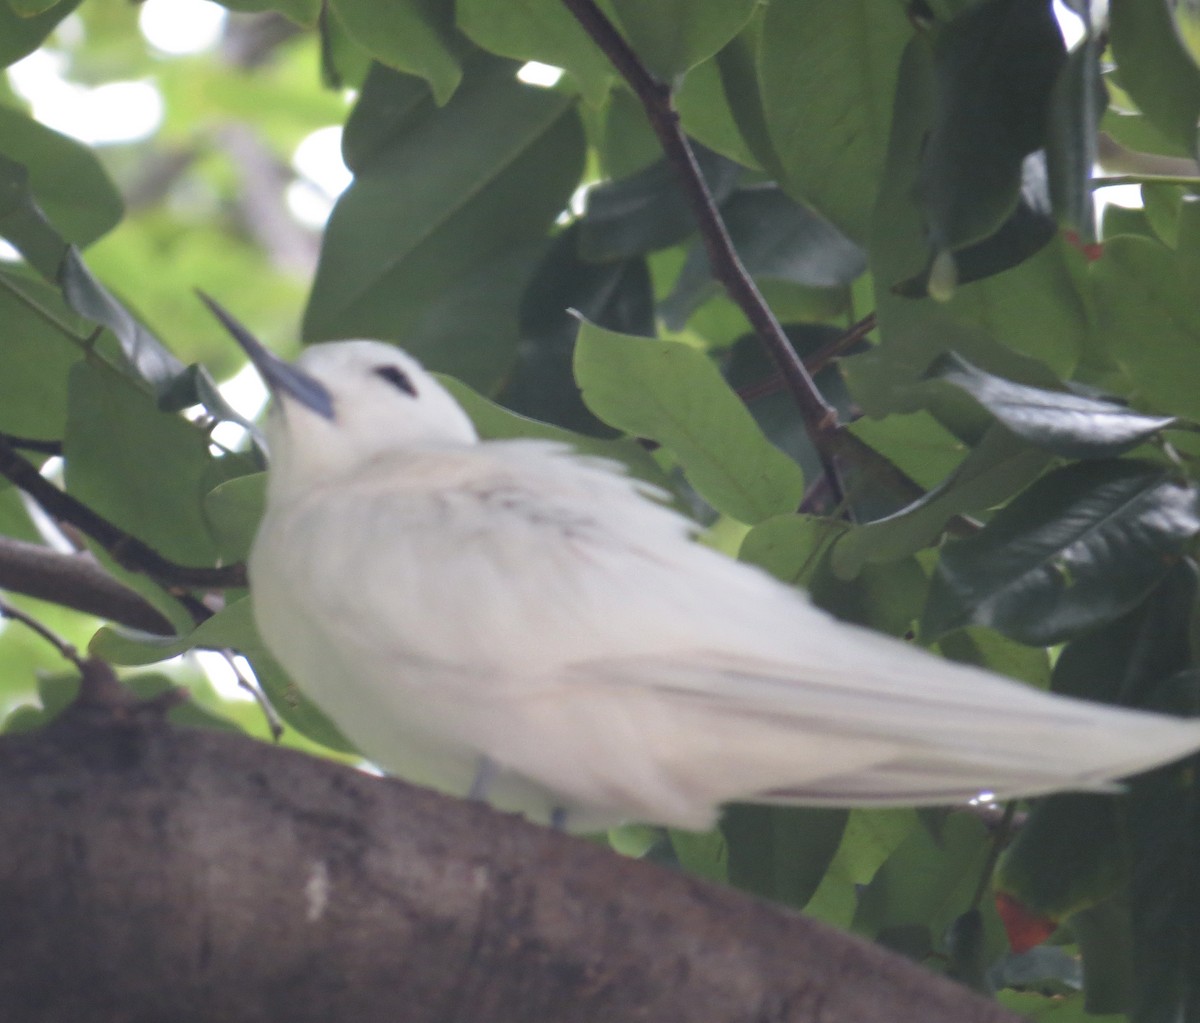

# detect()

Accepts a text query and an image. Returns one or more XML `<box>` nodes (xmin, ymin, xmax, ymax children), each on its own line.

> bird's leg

<box><xmin>467</xmin><ymin>755</ymin><xmax>498</xmax><ymax>802</ymax></box>
<box><xmin>549</xmin><ymin>807</ymin><xmax>568</xmax><ymax>831</ymax></box>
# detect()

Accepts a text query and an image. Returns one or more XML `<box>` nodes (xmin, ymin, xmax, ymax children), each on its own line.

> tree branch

<box><xmin>559</xmin><ymin>0</ymin><xmax>843</xmax><ymax>490</ymax></box>
<box><xmin>0</xmin><ymin>706</ymin><xmax>1023</xmax><ymax>1023</ymax></box>
<box><xmin>0</xmin><ymin>436</ymin><xmax>245</xmax><ymax>592</ymax></box>
<box><xmin>0</xmin><ymin>537</ymin><xmax>174</xmax><ymax>635</ymax></box>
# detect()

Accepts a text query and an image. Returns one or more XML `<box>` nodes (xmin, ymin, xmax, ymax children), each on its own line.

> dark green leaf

<box><xmin>63</xmin><ymin>360</ymin><xmax>219</xmax><ymax>566</ymax></box>
<box><xmin>0</xmin><ymin>105</ymin><xmax>122</xmax><ymax>247</ymax></box>
<box><xmin>303</xmin><ymin>56</ymin><xmax>586</xmax><ymax>365</ymax></box>
<box><xmin>0</xmin><ymin>151</ymin><xmax>65</xmax><ymax>278</ymax></box>
<box><xmin>917</xmin><ymin>0</ymin><xmax>1065</xmax><ymax>254</ymax></box>
<box><xmin>661</xmin><ymin>186</ymin><xmax>864</xmax><ymax>328</ymax></box>
<box><xmin>1071</xmin><ymin>899</ymin><xmax>1135</xmax><ymax>1016</ymax></box>
<box><xmin>946</xmin><ymin>908</ymin><xmax>990</xmax><ymax>992</ymax></box>
<box><xmin>928</xmin><ymin>352</ymin><xmax>1174</xmax><ymax>458</ymax></box>
<box><xmin>832</xmin><ymin>425</ymin><xmax>1051</xmax><ymax>579</ymax></box>
<box><xmin>328</xmin><ymin>0</ymin><xmax>462</xmax><ymax>104</ymax></box>
<box><xmin>721</xmin><ymin>805</ymin><xmax>847</xmax><ymax>910</ymax></box>
<box><xmin>0</xmin><ymin>0</ymin><xmax>81</xmax><ymax>67</ymax></box>
<box><xmin>922</xmin><ymin>460</ymin><xmax>1200</xmax><ymax>644</ymax></box>
<box><xmin>894</xmin><ymin>157</ymin><xmax>1057</xmax><ymax>297</ymax></box>
<box><xmin>996</xmin><ymin>794</ymin><xmax>1129</xmax><ymax>920</ymax></box>
<box><xmin>500</xmin><ymin>225</ymin><xmax>652</xmax><ymax>433</ymax></box>
<box><xmin>578</xmin><ymin>144</ymin><xmax>742</xmax><ymax>262</ymax></box>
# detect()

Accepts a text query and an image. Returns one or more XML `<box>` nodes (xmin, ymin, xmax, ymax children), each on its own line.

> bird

<box><xmin>200</xmin><ymin>293</ymin><xmax>1200</xmax><ymax>834</ymax></box>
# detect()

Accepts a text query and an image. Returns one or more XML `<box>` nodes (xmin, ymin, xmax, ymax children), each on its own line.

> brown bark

<box><xmin>0</xmin><ymin>676</ymin><xmax>1022</xmax><ymax>1023</ymax></box>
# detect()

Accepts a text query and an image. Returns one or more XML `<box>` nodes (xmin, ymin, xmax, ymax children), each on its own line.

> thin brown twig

<box><xmin>0</xmin><ymin>597</ymin><xmax>85</xmax><ymax>669</ymax></box>
<box><xmin>0</xmin><ymin>435</ymin><xmax>246</xmax><ymax>592</ymax></box>
<box><xmin>559</xmin><ymin>0</ymin><xmax>844</xmax><ymax>499</ymax></box>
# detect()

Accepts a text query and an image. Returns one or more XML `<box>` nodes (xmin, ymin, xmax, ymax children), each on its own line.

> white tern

<box><xmin>202</xmin><ymin>295</ymin><xmax>1200</xmax><ymax>833</ymax></box>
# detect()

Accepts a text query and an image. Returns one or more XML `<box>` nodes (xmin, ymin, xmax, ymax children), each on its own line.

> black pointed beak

<box><xmin>197</xmin><ymin>290</ymin><xmax>335</xmax><ymax>421</ymax></box>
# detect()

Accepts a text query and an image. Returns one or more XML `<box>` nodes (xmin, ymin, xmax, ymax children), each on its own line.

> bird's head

<box><xmin>199</xmin><ymin>293</ymin><xmax>477</xmax><ymax>490</ymax></box>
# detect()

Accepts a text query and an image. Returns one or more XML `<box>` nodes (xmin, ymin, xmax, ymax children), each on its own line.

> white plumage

<box><xmin>207</xmin><ymin>305</ymin><xmax>1200</xmax><ymax>832</ymax></box>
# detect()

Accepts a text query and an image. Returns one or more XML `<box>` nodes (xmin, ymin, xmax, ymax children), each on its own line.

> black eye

<box><xmin>373</xmin><ymin>364</ymin><xmax>418</xmax><ymax>397</ymax></box>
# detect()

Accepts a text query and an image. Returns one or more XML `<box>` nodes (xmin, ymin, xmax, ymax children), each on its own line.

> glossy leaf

<box><xmin>922</xmin><ymin>460</ymin><xmax>1200</xmax><ymax>644</ymax></box>
<box><xmin>758</xmin><ymin>0</ymin><xmax>911</xmax><ymax>242</ymax></box>
<box><xmin>916</xmin><ymin>0</ymin><xmax>1065</xmax><ymax>254</ymax></box>
<box><xmin>661</xmin><ymin>186</ymin><xmax>864</xmax><ymax>328</ymax></box>
<box><xmin>303</xmin><ymin>57</ymin><xmax>585</xmax><ymax>369</ymax></box>
<box><xmin>578</xmin><ymin>144</ymin><xmax>742</xmax><ymax>262</ymax></box>
<box><xmin>832</xmin><ymin>426</ymin><xmax>1051</xmax><ymax>579</ymax></box>
<box><xmin>928</xmin><ymin>352</ymin><xmax>1175</xmax><ymax>459</ymax></box>
<box><xmin>1046</xmin><ymin>23</ymin><xmax>1103</xmax><ymax>241</ymax></box>
<box><xmin>574</xmin><ymin>320</ymin><xmax>806</xmax><ymax>523</ymax></box>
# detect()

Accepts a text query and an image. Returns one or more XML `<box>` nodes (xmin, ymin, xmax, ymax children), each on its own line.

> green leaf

<box><xmin>916</xmin><ymin>0</ymin><xmax>1065</xmax><ymax>253</ymax></box>
<box><xmin>328</xmin><ymin>0</ymin><xmax>462</xmax><ymax>104</ymax></box>
<box><xmin>758</xmin><ymin>0</ymin><xmax>911</xmax><ymax>242</ymax></box>
<box><xmin>0</xmin><ymin>267</ymin><xmax>87</xmax><ymax>437</ymax></box>
<box><xmin>996</xmin><ymin>794</ymin><xmax>1129</xmax><ymax>920</ymax></box>
<box><xmin>63</xmin><ymin>360</ymin><xmax>220</xmax><ymax>566</ymax></box>
<box><xmin>440</xmin><ymin>370</ymin><xmax>671</xmax><ymax>489</ymax></box>
<box><xmin>91</xmin><ymin>596</ymin><xmax>354</xmax><ymax>755</ymax></box>
<box><xmin>218</xmin><ymin>0</ymin><xmax>321</xmax><ymax>25</ymax></box>
<box><xmin>203</xmin><ymin>472</ymin><xmax>266</xmax><ymax>566</ymax></box>
<box><xmin>501</xmin><ymin>225</ymin><xmax>653</xmax><ymax>434</ymax></box>
<box><xmin>578</xmin><ymin>144</ymin><xmax>742</xmax><ymax>262</ymax></box>
<box><xmin>457</xmin><ymin>0</ymin><xmax>613</xmax><ymax>105</ymax></box>
<box><xmin>0</xmin><ymin>0</ymin><xmax>81</xmax><ymax>67</ymax></box>
<box><xmin>0</xmin><ymin>151</ymin><xmax>66</xmax><ymax>278</ymax></box>
<box><xmin>854</xmin><ymin>811</ymin><xmax>999</xmax><ymax>956</ymax></box>
<box><xmin>922</xmin><ymin>460</ymin><xmax>1200</xmax><ymax>645</ymax></box>
<box><xmin>721</xmin><ymin>805</ymin><xmax>847</xmax><ymax>910</ymax></box>
<box><xmin>832</xmin><ymin>425</ymin><xmax>1051</xmax><ymax>579</ymax></box>
<box><xmin>804</xmin><ymin>808</ymin><xmax>918</xmax><ymax>926</ymax></box>
<box><xmin>302</xmin><ymin>57</ymin><xmax>586</xmax><ymax>367</ymax></box>
<box><xmin>603</xmin><ymin>0</ymin><xmax>759</xmax><ymax>81</ymax></box>
<box><xmin>928</xmin><ymin>352</ymin><xmax>1175</xmax><ymax>459</ymax></box>
<box><xmin>661</xmin><ymin>186</ymin><xmax>864</xmax><ymax>328</ymax></box>
<box><xmin>1070</xmin><ymin>899</ymin><xmax>1135</xmax><ymax>1016</ymax></box>
<box><xmin>674</xmin><ymin>54</ymin><xmax>761</xmax><ymax>170</ymax></box>
<box><xmin>60</xmin><ymin>247</ymin><xmax>186</xmax><ymax>390</ymax></box>
<box><xmin>1110</xmin><ymin>0</ymin><xmax>1200</xmax><ymax>157</ymax></box>
<box><xmin>0</xmin><ymin>105</ymin><xmax>122</xmax><ymax>247</ymax></box>
<box><xmin>574</xmin><ymin>320</ymin><xmax>806</xmax><ymax>523</ymax></box>
<box><xmin>1091</xmin><ymin>235</ymin><xmax>1200</xmax><ymax>421</ymax></box>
